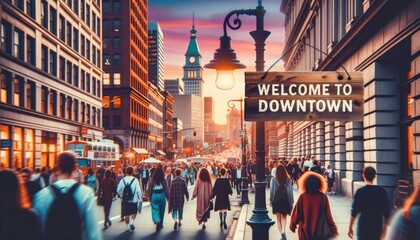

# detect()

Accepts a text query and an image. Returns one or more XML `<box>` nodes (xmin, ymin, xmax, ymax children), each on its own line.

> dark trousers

<box><xmin>235</xmin><ymin>179</ymin><xmax>242</xmax><ymax>195</ymax></box>
<box><xmin>103</xmin><ymin>200</ymin><xmax>112</xmax><ymax>224</ymax></box>
<box><xmin>142</xmin><ymin>177</ymin><xmax>149</xmax><ymax>192</ymax></box>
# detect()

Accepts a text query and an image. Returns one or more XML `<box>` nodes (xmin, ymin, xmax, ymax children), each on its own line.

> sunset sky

<box><xmin>149</xmin><ymin>0</ymin><xmax>286</xmax><ymax>124</ymax></box>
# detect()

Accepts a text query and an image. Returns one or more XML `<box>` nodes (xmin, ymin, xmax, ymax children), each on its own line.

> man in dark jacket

<box><xmin>168</xmin><ymin>168</ymin><xmax>189</xmax><ymax>230</ymax></box>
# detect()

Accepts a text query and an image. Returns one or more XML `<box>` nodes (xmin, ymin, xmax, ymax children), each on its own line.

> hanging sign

<box><xmin>245</xmin><ymin>72</ymin><xmax>364</xmax><ymax>121</ymax></box>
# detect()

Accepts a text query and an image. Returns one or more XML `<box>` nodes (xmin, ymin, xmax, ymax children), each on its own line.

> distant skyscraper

<box><xmin>0</xmin><ymin>0</ymin><xmax>103</xmax><ymax>169</ymax></box>
<box><xmin>102</xmin><ymin>0</ymin><xmax>149</xmax><ymax>152</ymax></box>
<box><xmin>148</xmin><ymin>22</ymin><xmax>164</xmax><ymax>92</ymax></box>
<box><xmin>183</xmin><ymin>17</ymin><xmax>204</xmax><ymax>97</ymax></box>
<box><xmin>204</xmin><ymin>97</ymin><xmax>214</xmax><ymax>133</ymax></box>
<box><xmin>165</xmin><ymin>78</ymin><xmax>184</xmax><ymax>95</ymax></box>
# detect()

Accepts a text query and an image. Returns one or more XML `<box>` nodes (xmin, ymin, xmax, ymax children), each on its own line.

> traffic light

<box><xmin>193</xmin><ymin>131</ymin><xmax>196</xmax><ymax>136</ymax></box>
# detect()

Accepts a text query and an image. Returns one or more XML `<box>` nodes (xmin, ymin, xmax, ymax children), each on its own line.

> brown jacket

<box><xmin>192</xmin><ymin>179</ymin><xmax>213</xmax><ymax>222</ymax></box>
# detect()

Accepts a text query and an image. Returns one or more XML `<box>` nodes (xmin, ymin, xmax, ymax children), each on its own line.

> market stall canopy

<box><xmin>156</xmin><ymin>150</ymin><xmax>166</xmax><ymax>155</ymax></box>
<box><xmin>132</xmin><ymin>148</ymin><xmax>148</xmax><ymax>154</ymax></box>
<box><xmin>143</xmin><ymin>157</ymin><xmax>162</xmax><ymax>164</ymax></box>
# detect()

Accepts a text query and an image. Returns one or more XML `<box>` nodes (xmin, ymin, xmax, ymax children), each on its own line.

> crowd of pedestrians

<box><xmin>1</xmin><ymin>152</ymin><xmax>420</xmax><ymax>239</ymax></box>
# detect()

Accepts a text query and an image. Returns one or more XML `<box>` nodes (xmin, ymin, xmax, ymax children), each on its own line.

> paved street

<box><xmin>96</xmin><ymin>184</ymin><xmax>241</xmax><ymax>240</ymax></box>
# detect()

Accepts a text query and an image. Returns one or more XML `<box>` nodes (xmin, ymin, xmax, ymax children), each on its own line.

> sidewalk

<box><xmin>231</xmin><ymin>186</ymin><xmax>352</xmax><ymax>240</ymax></box>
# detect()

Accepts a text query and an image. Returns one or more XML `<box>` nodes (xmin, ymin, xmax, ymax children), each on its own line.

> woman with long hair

<box><xmin>0</xmin><ymin>169</ymin><xmax>41</xmax><ymax>240</ymax></box>
<box><xmin>386</xmin><ymin>184</ymin><xmax>420</xmax><ymax>239</ymax></box>
<box><xmin>85</xmin><ymin>167</ymin><xmax>97</xmax><ymax>192</ymax></box>
<box><xmin>270</xmin><ymin>164</ymin><xmax>294</xmax><ymax>240</ymax></box>
<box><xmin>213</xmin><ymin>168</ymin><xmax>233</xmax><ymax>230</ymax></box>
<box><xmin>146</xmin><ymin>166</ymin><xmax>169</xmax><ymax>231</ymax></box>
<box><xmin>192</xmin><ymin>167</ymin><xmax>213</xmax><ymax>230</ymax></box>
<box><xmin>290</xmin><ymin>171</ymin><xmax>338</xmax><ymax>240</ymax></box>
<box><xmin>97</xmin><ymin>170</ymin><xmax>116</xmax><ymax>229</ymax></box>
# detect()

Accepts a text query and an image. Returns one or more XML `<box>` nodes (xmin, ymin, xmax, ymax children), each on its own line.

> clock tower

<box><xmin>183</xmin><ymin>16</ymin><xmax>204</xmax><ymax>97</ymax></box>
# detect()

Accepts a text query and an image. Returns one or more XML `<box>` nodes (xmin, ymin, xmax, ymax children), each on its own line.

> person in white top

<box><xmin>32</xmin><ymin>151</ymin><xmax>101</xmax><ymax>240</ymax></box>
<box><xmin>117</xmin><ymin>166</ymin><xmax>142</xmax><ymax>232</ymax></box>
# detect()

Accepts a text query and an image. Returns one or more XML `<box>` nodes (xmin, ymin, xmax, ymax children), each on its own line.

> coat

<box><xmin>192</xmin><ymin>178</ymin><xmax>213</xmax><ymax>222</ymax></box>
<box><xmin>98</xmin><ymin>178</ymin><xmax>116</xmax><ymax>202</ymax></box>
<box><xmin>146</xmin><ymin>178</ymin><xmax>169</xmax><ymax>200</ymax></box>
<box><xmin>168</xmin><ymin>177</ymin><xmax>189</xmax><ymax>213</ymax></box>
<box><xmin>290</xmin><ymin>192</ymin><xmax>338</xmax><ymax>240</ymax></box>
<box><xmin>213</xmin><ymin>177</ymin><xmax>232</xmax><ymax>211</ymax></box>
<box><xmin>269</xmin><ymin>178</ymin><xmax>294</xmax><ymax>206</ymax></box>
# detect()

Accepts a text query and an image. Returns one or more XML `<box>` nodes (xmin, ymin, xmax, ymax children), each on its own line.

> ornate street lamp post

<box><xmin>204</xmin><ymin>0</ymin><xmax>274</xmax><ymax>239</ymax></box>
<box><xmin>227</xmin><ymin>97</ymin><xmax>250</xmax><ymax>206</ymax></box>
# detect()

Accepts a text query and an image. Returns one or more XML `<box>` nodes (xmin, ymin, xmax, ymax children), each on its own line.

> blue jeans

<box><xmin>151</xmin><ymin>192</ymin><xmax>166</xmax><ymax>224</ymax></box>
<box><xmin>172</xmin><ymin>208</ymin><xmax>184</xmax><ymax>220</ymax></box>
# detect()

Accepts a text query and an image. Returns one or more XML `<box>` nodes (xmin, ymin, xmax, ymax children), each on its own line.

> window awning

<box><xmin>132</xmin><ymin>148</ymin><xmax>148</xmax><ymax>154</ymax></box>
<box><xmin>156</xmin><ymin>150</ymin><xmax>166</xmax><ymax>155</ymax></box>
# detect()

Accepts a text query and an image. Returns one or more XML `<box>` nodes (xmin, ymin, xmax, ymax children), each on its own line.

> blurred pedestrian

<box><xmin>348</xmin><ymin>166</ymin><xmax>390</xmax><ymax>240</ymax></box>
<box><xmin>85</xmin><ymin>167</ymin><xmax>97</xmax><ymax>192</ymax></box>
<box><xmin>20</xmin><ymin>168</ymin><xmax>43</xmax><ymax>202</ymax></box>
<box><xmin>33</xmin><ymin>151</ymin><xmax>101</xmax><ymax>240</ymax></box>
<box><xmin>290</xmin><ymin>171</ymin><xmax>338</xmax><ymax>240</ymax></box>
<box><xmin>213</xmin><ymin>168</ymin><xmax>232</xmax><ymax>230</ymax></box>
<box><xmin>140</xmin><ymin>164</ymin><xmax>150</xmax><ymax>193</ymax></box>
<box><xmin>326</xmin><ymin>165</ymin><xmax>336</xmax><ymax>195</ymax></box>
<box><xmin>385</xmin><ymin>184</ymin><xmax>420</xmax><ymax>239</ymax></box>
<box><xmin>117</xmin><ymin>166</ymin><xmax>142</xmax><ymax>232</ymax></box>
<box><xmin>72</xmin><ymin>165</ymin><xmax>84</xmax><ymax>184</ymax></box>
<box><xmin>98</xmin><ymin>170</ymin><xmax>116</xmax><ymax>229</ymax></box>
<box><xmin>0</xmin><ymin>169</ymin><xmax>42</xmax><ymax>240</ymax></box>
<box><xmin>146</xmin><ymin>166</ymin><xmax>169</xmax><ymax>231</ymax></box>
<box><xmin>169</xmin><ymin>168</ymin><xmax>189</xmax><ymax>230</ymax></box>
<box><xmin>270</xmin><ymin>164</ymin><xmax>294</xmax><ymax>240</ymax></box>
<box><xmin>234</xmin><ymin>164</ymin><xmax>242</xmax><ymax>197</ymax></box>
<box><xmin>96</xmin><ymin>163</ymin><xmax>106</xmax><ymax>182</ymax></box>
<box><xmin>192</xmin><ymin>167</ymin><xmax>213</xmax><ymax>230</ymax></box>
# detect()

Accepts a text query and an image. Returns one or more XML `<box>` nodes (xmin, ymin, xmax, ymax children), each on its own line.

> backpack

<box><xmin>122</xmin><ymin>178</ymin><xmax>136</xmax><ymax>202</ymax></box>
<box><xmin>273</xmin><ymin>183</ymin><xmax>289</xmax><ymax>206</ymax></box>
<box><xmin>45</xmin><ymin>183</ymin><xmax>82</xmax><ymax>240</ymax></box>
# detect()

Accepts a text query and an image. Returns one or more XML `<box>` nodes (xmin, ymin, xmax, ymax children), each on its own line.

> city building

<box><xmin>0</xmin><ymin>0</ymin><xmax>103</xmax><ymax>168</ymax></box>
<box><xmin>182</xmin><ymin>18</ymin><xmax>204</xmax><ymax>97</ymax></box>
<box><xmin>147</xmin><ymin>83</ymin><xmax>164</xmax><ymax>156</ymax></box>
<box><xmin>226</xmin><ymin>107</ymin><xmax>242</xmax><ymax>142</ymax></box>
<box><xmin>204</xmin><ymin>97</ymin><xmax>216</xmax><ymax>144</ymax></box>
<box><xmin>102</xmin><ymin>0</ymin><xmax>149</xmax><ymax>154</ymax></box>
<box><xmin>164</xmin><ymin>78</ymin><xmax>184</xmax><ymax>95</ymax></box>
<box><xmin>163</xmin><ymin>91</ymin><xmax>174</xmax><ymax>158</ymax></box>
<box><xmin>172</xmin><ymin>117</ymin><xmax>183</xmax><ymax>152</ymax></box>
<box><xmin>148</xmin><ymin>22</ymin><xmax>164</xmax><ymax>92</ymax></box>
<box><xmin>279</xmin><ymin>0</ymin><xmax>419</xmax><ymax>198</ymax></box>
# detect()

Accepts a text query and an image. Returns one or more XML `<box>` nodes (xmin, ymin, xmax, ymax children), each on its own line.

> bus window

<box><xmin>112</xmin><ymin>147</ymin><xmax>115</xmax><ymax>152</ymax></box>
<box><xmin>88</xmin><ymin>144</ymin><xmax>93</xmax><ymax>150</ymax></box>
<box><xmin>107</xmin><ymin>146</ymin><xmax>111</xmax><ymax>152</ymax></box>
<box><xmin>93</xmin><ymin>145</ymin><xmax>98</xmax><ymax>151</ymax></box>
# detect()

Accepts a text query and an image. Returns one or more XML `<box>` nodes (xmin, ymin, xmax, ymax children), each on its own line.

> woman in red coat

<box><xmin>98</xmin><ymin>170</ymin><xmax>116</xmax><ymax>229</ymax></box>
<box><xmin>290</xmin><ymin>171</ymin><xmax>338</xmax><ymax>239</ymax></box>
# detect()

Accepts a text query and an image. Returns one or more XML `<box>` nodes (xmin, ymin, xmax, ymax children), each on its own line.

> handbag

<box><xmin>314</xmin><ymin>194</ymin><xmax>335</xmax><ymax>239</ymax></box>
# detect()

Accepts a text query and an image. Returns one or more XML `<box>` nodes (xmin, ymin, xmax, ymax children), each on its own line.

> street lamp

<box><xmin>227</xmin><ymin>98</ymin><xmax>250</xmax><ymax>206</ymax></box>
<box><xmin>204</xmin><ymin>0</ymin><xmax>274</xmax><ymax>239</ymax></box>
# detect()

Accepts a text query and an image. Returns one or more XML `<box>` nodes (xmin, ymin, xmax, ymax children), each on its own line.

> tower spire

<box><xmin>192</xmin><ymin>12</ymin><xmax>195</xmax><ymax>30</ymax></box>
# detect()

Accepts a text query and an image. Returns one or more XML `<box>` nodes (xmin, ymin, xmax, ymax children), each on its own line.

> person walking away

<box><xmin>31</xmin><ymin>168</ymin><xmax>46</xmax><ymax>189</ymax></box>
<box><xmin>169</xmin><ymin>168</ymin><xmax>189</xmax><ymax>230</ymax></box>
<box><xmin>192</xmin><ymin>167</ymin><xmax>213</xmax><ymax>230</ymax></box>
<box><xmin>249</xmin><ymin>161</ymin><xmax>256</xmax><ymax>192</ymax></box>
<box><xmin>96</xmin><ymin>163</ymin><xmax>106</xmax><ymax>182</ymax></box>
<box><xmin>0</xmin><ymin>169</ymin><xmax>42</xmax><ymax>240</ymax></box>
<box><xmin>309</xmin><ymin>159</ymin><xmax>322</xmax><ymax>175</ymax></box>
<box><xmin>348</xmin><ymin>166</ymin><xmax>390</xmax><ymax>240</ymax></box>
<box><xmin>85</xmin><ymin>167</ymin><xmax>97</xmax><ymax>192</ymax></box>
<box><xmin>117</xmin><ymin>166</ymin><xmax>142</xmax><ymax>232</ymax></box>
<box><xmin>32</xmin><ymin>151</ymin><xmax>101</xmax><ymax>240</ymax></box>
<box><xmin>213</xmin><ymin>168</ymin><xmax>232</xmax><ymax>230</ymax></box>
<box><xmin>40</xmin><ymin>167</ymin><xmax>50</xmax><ymax>186</ymax></box>
<box><xmin>265</xmin><ymin>163</ymin><xmax>272</xmax><ymax>188</ymax></box>
<box><xmin>165</xmin><ymin>167</ymin><xmax>173</xmax><ymax>189</ymax></box>
<box><xmin>98</xmin><ymin>170</ymin><xmax>116</xmax><ymax>229</ymax></box>
<box><xmin>385</xmin><ymin>183</ymin><xmax>420</xmax><ymax>239</ymax></box>
<box><xmin>140</xmin><ymin>164</ymin><xmax>150</xmax><ymax>193</ymax></box>
<box><xmin>189</xmin><ymin>165</ymin><xmax>196</xmax><ymax>185</ymax></box>
<box><xmin>20</xmin><ymin>168</ymin><xmax>43</xmax><ymax>203</ymax></box>
<box><xmin>72</xmin><ymin>165</ymin><xmax>84</xmax><ymax>184</ymax></box>
<box><xmin>325</xmin><ymin>165</ymin><xmax>335</xmax><ymax>195</ymax></box>
<box><xmin>290</xmin><ymin>171</ymin><xmax>338</xmax><ymax>240</ymax></box>
<box><xmin>146</xmin><ymin>166</ymin><xmax>169</xmax><ymax>231</ymax></box>
<box><xmin>234</xmin><ymin>164</ymin><xmax>242</xmax><ymax>197</ymax></box>
<box><xmin>270</xmin><ymin>164</ymin><xmax>294</xmax><ymax>240</ymax></box>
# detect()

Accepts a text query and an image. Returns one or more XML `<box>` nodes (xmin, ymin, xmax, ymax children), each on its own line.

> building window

<box><xmin>113</xmin><ymin>19</ymin><xmax>121</xmax><ymax>32</ymax></box>
<box><xmin>73</xmin><ymin>28</ymin><xmax>79</xmax><ymax>51</ymax></box>
<box><xmin>86</xmin><ymin>74</ymin><xmax>91</xmax><ymax>93</ymax></box>
<box><xmin>66</xmin><ymin>97</ymin><xmax>72</xmax><ymax>120</ymax></box>
<box><xmin>49</xmin><ymin>50</ymin><xmax>57</xmax><ymax>76</ymax></box>
<box><xmin>26</xmin><ymin>81</ymin><xmax>34</xmax><ymax>110</ymax></box>
<box><xmin>113</xmin><ymin>73</ymin><xmax>121</xmax><ymax>85</ymax></box>
<box><xmin>103</xmin><ymin>73</ymin><xmax>110</xmax><ymax>85</ymax></box>
<box><xmin>92</xmin><ymin>12</ymin><xmax>97</xmax><ymax>33</ymax></box>
<box><xmin>41</xmin><ymin>45</ymin><xmax>48</xmax><ymax>72</ymax></box>
<box><xmin>0</xmin><ymin>72</ymin><xmax>10</xmax><ymax>103</ymax></box>
<box><xmin>66</xmin><ymin>22</ymin><xmax>72</xmax><ymax>47</ymax></box>
<box><xmin>50</xmin><ymin>6</ymin><xmax>57</xmax><ymax>35</ymax></box>
<box><xmin>113</xmin><ymin>37</ymin><xmax>121</xmax><ymax>48</ymax></box>
<box><xmin>85</xmin><ymin>104</ymin><xmax>90</xmax><ymax>124</ymax></box>
<box><xmin>96</xmin><ymin>49</ymin><xmax>100</xmax><ymax>67</ymax></box>
<box><xmin>0</xmin><ymin>124</ymin><xmax>11</xmax><ymax>168</ymax></box>
<box><xmin>80</xmin><ymin>0</ymin><xmax>85</xmax><ymax>21</ymax></box>
<box><xmin>103</xmin><ymin>37</ymin><xmax>109</xmax><ymax>49</ymax></box>
<box><xmin>103</xmin><ymin>0</ymin><xmax>110</xmax><ymax>12</ymax></box>
<box><xmin>1</xmin><ymin>21</ymin><xmax>12</xmax><ymax>54</ymax></box>
<box><xmin>59</xmin><ymin>56</ymin><xmax>65</xmax><ymax>81</ymax></box>
<box><xmin>113</xmin><ymin>116</ymin><xmax>121</xmax><ymax>127</ymax></box>
<box><xmin>81</xmin><ymin>35</ymin><xmax>85</xmax><ymax>56</ymax></box>
<box><xmin>41</xmin><ymin>0</ymin><xmax>48</xmax><ymax>29</ymax></box>
<box><xmin>49</xmin><ymin>90</ymin><xmax>56</xmax><ymax>115</ymax></box>
<box><xmin>86</xmin><ymin>5</ymin><xmax>90</xmax><ymax>27</ymax></box>
<box><xmin>81</xmin><ymin>70</ymin><xmax>85</xmax><ymax>90</ymax></box>
<box><xmin>113</xmin><ymin>0</ymin><xmax>121</xmax><ymax>13</ymax></box>
<box><xmin>66</xmin><ymin>61</ymin><xmax>72</xmax><ymax>84</ymax></box>
<box><xmin>59</xmin><ymin>15</ymin><xmax>65</xmax><ymax>41</ymax></box>
<box><xmin>26</xmin><ymin>0</ymin><xmax>35</xmax><ymax>19</ymax></box>
<box><xmin>59</xmin><ymin>94</ymin><xmax>65</xmax><ymax>118</ymax></box>
<box><xmin>73</xmin><ymin>99</ymin><xmax>78</xmax><ymax>121</ymax></box>
<box><xmin>86</xmin><ymin>40</ymin><xmax>90</xmax><ymax>60</ymax></box>
<box><xmin>102</xmin><ymin>96</ymin><xmax>110</xmax><ymax>108</ymax></box>
<box><xmin>80</xmin><ymin>102</ymin><xmax>85</xmax><ymax>122</ymax></box>
<box><xmin>103</xmin><ymin>20</ymin><xmax>110</xmax><ymax>32</ymax></box>
<box><xmin>92</xmin><ymin>77</ymin><xmax>96</xmax><ymax>95</ymax></box>
<box><xmin>104</xmin><ymin>54</ymin><xmax>110</xmax><ymax>65</ymax></box>
<box><xmin>92</xmin><ymin>107</ymin><xmax>97</xmax><ymax>125</ymax></box>
<box><xmin>113</xmin><ymin>96</ymin><xmax>121</xmax><ymax>108</ymax></box>
<box><xmin>113</xmin><ymin>54</ymin><xmax>121</xmax><ymax>66</ymax></box>
<box><xmin>92</xmin><ymin>45</ymin><xmax>96</xmax><ymax>65</ymax></box>
<box><xmin>13</xmin><ymin>77</ymin><xmax>22</xmax><ymax>107</ymax></box>
<box><xmin>103</xmin><ymin>116</ymin><xmax>110</xmax><ymax>128</ymax></box>
<box><xmin>97</xmin><ymin>79</ymin><xmax>101</xmax><ymax>97</ymax></box>
<box><xmin>26</xmin><ymin>36</ymin><xmax>35</xmax><ymax>66</ymax></box>
<box><xmin>13</xmin><ymin>28</ymin><xmax>24</xmax><ymax>60</ymax></box>
<box><xmin>73</xmin><ymin>0</ymin><xmax>79</xmax><ymax>15</ymax></box>
<box><xmin>41</xmin><ymin>87</ymin><xmax>47</xmax><ymax>113</ymax></box>
<box><xmin>96</xmin><ymin>17</ymin><xmax>101</xmax><ymax>37</ymax></box>
<box><xmin>73</xmin><ymin>65</ymin><xmax>79</xmax><ymax>87</ymax></box>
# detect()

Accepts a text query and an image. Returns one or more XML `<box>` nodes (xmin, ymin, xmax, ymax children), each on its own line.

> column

<box><xmin>315</xmin><ymin>122</ymin><xmax>325</xmax><ymax>160</ymax></box>
<box><xmin>325</xmin><ymin>121</ymin><xmax>336</xmax><ymax>166</ymax></box>
<box><xmin>334</xmin><ymin>121</ymin><xmax>346</xmax><ymax>194</ymax></box>
<box><xmin>311</xmin><ymin>124</ymin><xmax>316</xmax><ymax>156</ymax></box>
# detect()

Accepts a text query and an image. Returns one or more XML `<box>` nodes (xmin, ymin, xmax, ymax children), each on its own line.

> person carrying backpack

<box><xmin>270</xmin><ymin>164</ymin><xmax>294</xmax><ymax>240</ymax></box>
<box><xmin>32</xmin><ymin>151</ymin><xmax>101</xmax><ymax>240</ymax></box>
<box><xmin>117</xmin><ymin>166</ymin><xmax>142</xmax><ymax>232</ymax></box>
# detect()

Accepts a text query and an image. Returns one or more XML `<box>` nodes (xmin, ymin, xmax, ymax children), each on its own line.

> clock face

<box><xmin>189</xmin><ymin>56</ymin><xmax>196</xmax><ymax>63</ymax></box>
